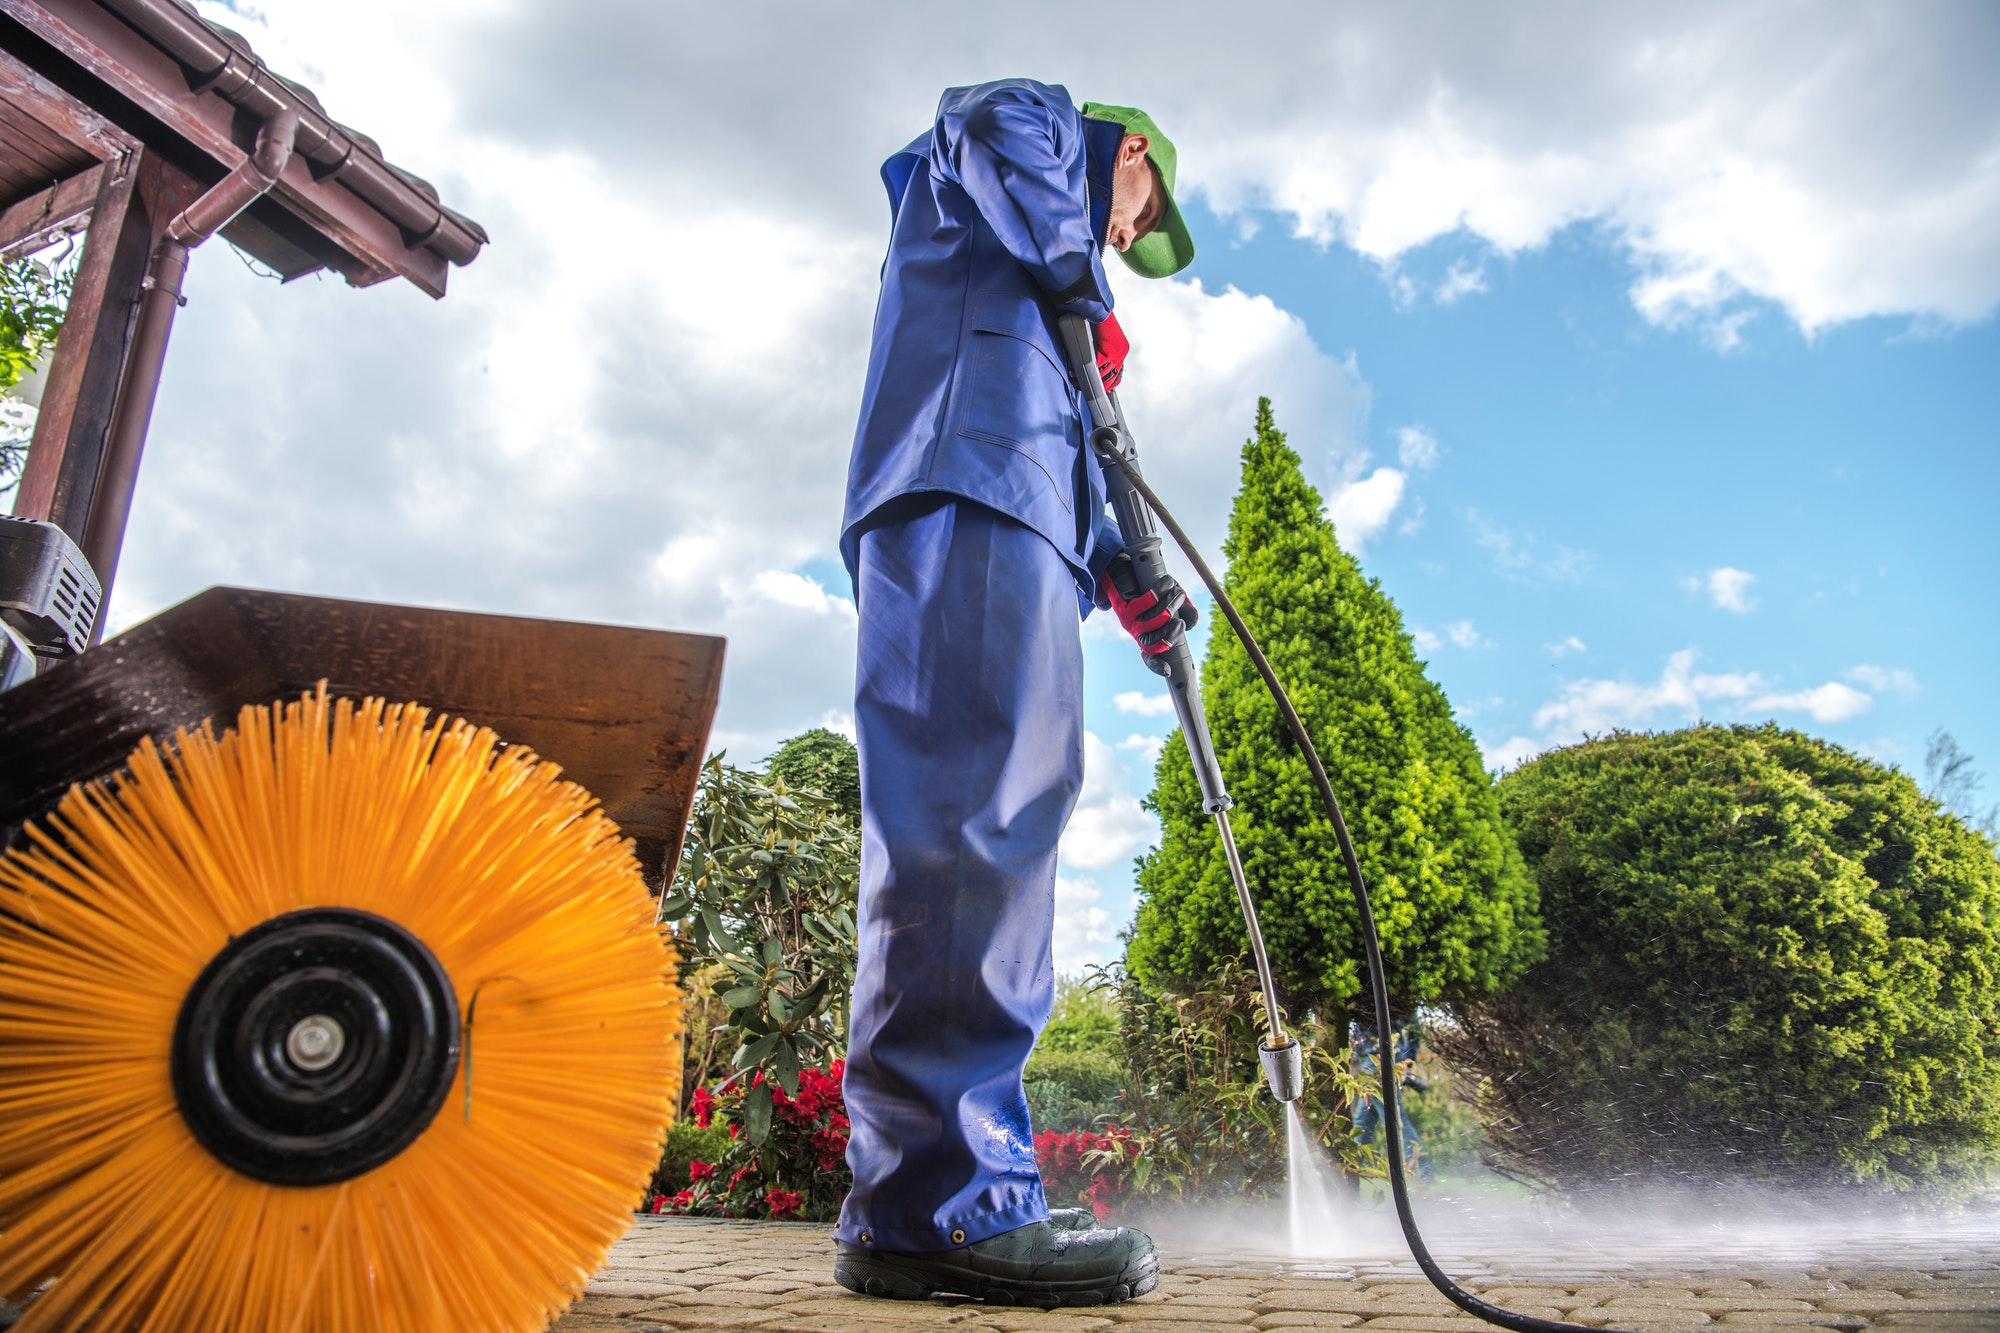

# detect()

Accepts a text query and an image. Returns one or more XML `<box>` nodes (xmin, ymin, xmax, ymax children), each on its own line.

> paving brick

<box><xmin>652</xmin><ymin>1291</ymin><xmax>800</xmax><ymax>1309</ymax></box>
<box><xmin>636</xmin><ymin>1310</ymin><xmax>788</xmax><ymax>1330</ymax></box>
<box><xmin>976</xmin><ymin>1313</ymin><xmax>1120</xmax><ymax>1331</ymax></box>
<box><xmin>1249</xmin><ymin>1314</ymin><xmax>1365</xmax><ymax>1329</ymax></box>
<box><xmin>1587</xmin><ymin>1304</ymin><xmax>1714</xmax><ymax>1325</ymax></box>
<box><xmin>760</xmin><ymin>1312</ymin><xmax>996</xmax><ymax>1320</ymax></box>
<box><xmin>770</xmin><ymin>1298</ymin><xmax>985</xmax><ymax>1323</ymax></box>
<box><xmin>550</xmin><ymin>1217</ymin><xmax>2000</xmax><ymax>1333</ymax></box>
<box><xmin>1105</xmin><ymin>1307</ymin><xmax>1256</xmax><ymax>1323</ymax></box>
<box><xmin>1815</xmin><ymin>1294</ymin><xmax>1907</xmax><ymax>1313</ymax></box>
<box><xmin>591</xmin><ymin>1280</ymin><xmax>708</xmax><ymax>1297</ymax></box>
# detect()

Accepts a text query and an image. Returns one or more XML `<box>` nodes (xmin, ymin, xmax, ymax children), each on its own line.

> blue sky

<box><xmin>1056</xmin><ymin>200</ymin><xmax>1998</xmax><ymax>967</ymax></box>
<box><xmin>71</xmin><ymin>1</ymin><xmax>1998</xmax><ymax>971</ymax></box>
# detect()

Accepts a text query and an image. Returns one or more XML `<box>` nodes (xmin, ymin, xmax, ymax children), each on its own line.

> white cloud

<box><xmin>1691</xmin><ymin>566</ymin><xmax>1757</xmax><ymax>612</ymax></box>
<box><xmin>1435</xmin><ymin>261</ymin><xmax>1488</xmax><ymax>305</ymax></box>
<box><xmin>1115</xmin><ymin>276</ymin><xmax>1371</xmax><ymax>568</ymax></box>
<box><xmin>1053</xmin><ymin>875</ymin><xmax>1116</xmax><ymax>973</ymax></box>
<box><xmin>1481</xmin><ymin>735</ymin><xmax>1544</xmax><ymax>773</ymax></box>
<box><xmin>1117</xmin><ymin>733</ymin><xmax>1168</xmax><ymax>767</ymax></box>
<box><xmin>1745</xmin><ymin>682</ymin><xmax>1873</xmax><ymax>724</ymax></box>
<box><xmin>1057</xmin><ymin>732</ymin><xmax>1160</xmax><ymax>871</ymax></box>
<box><xmin>1323</xmin><ymin>461</ymin><xmax>1407</xmax><ymax>551</ymax></box>
<box><xmin>1396</xmin><ymin>425</ymin><xmax>1441</xmax><ymax>470</ymax></box>
<box><xmin>1183</xmin><ymin>4</ymin><xmax>2000</xmax><ymax>334</ymax></box>
<box><xmin>1412</xmin><ymin>627</ymin><xmax>1443</xmax><ymax>653</ymax></box>
<box><xmin>1470</xmin><ymin>510</ymin><xmax>1591</xmax><ymax>583</ymax></box>
<box><xmin>1532</xmin><ymin>648</ymin><xmax>1873</xmax><ymax>739</ymax></box>
<box><xmin>1447</xmin><ymin>619</ymin><xmax>1486</xmax><ymax>648</ymax></box>
<box><xmin>1547</xmin><ymin>635</ymin><xmax>1588</xmax><ymax>657</ymax></box>
<box><xmin>1847</xmin><ymin>664</ymin><xmax>1920</xmax><ymax>697</ymax></box>
<box><xmin>1114</xmin><ymin>691</ymin><xmax>1176</xmax><ymax>718</ymax></box>
<box><xmin>743</xmin><ymin>570</ymin><xmax>854</xmax><ymax>619</ymax></box>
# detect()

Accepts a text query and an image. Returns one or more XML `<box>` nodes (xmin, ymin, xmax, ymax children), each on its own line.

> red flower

<box><xmin>766</xmin><ymin>1188</ymin><xmax>804</xmax><ymax>1220</ymax></box>
<box><xmin>670</xmin><ymin>1189</ymin><xmax>694</xmax><ymax>1210</ymax></box>
<box><xmin>691</xmin><ymin>1087</ymin><xmax>715</xmax><ymax>1129</ymax></box>
<box><xmin>810</xmin><ymin>1127</ymin><xmax>849</xmax><ymax>1172</ymax></box>
<box><xmin>648</xmin><ymin>1193</ymin><xmax>669</xmax><ymax>1214</ymax></box>
<box><xmin>687</xmin><ymin>1158</ymin><xmax>716</xmax><ymax>1182</ymax></box>
<box><xmin>730</xmin><ymin>1165</ymin><xmax>756</xmax><ymax>1188</ymax></box>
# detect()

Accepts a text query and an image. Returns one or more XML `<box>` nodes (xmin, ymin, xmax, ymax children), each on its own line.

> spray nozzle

<box><xmin>1259</xmin><ymin>1037</ymin><xmax>1303</xmax><ymax>1102</ymax></box>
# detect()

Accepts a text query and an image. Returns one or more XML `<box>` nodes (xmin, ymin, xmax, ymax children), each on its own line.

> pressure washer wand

<box><xmin>1057</xmin><ymin>314</ymin><xmax>1302</xmax><ymax>1105</ymax></box>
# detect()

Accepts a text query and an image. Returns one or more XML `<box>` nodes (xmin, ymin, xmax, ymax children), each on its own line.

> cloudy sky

<box><xmin>105</xmin><ymin>0</ymin><xmax>1999</xmax><ymax>970</ymax></box>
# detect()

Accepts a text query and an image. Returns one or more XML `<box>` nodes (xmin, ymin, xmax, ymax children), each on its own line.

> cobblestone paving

<box><xmin>549</xmin><ymin>1215</ymin><xmax>2000</xmax><ymax>1333</ymax></box>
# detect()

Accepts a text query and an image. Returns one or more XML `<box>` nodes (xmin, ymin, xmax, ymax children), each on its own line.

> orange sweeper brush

<box><xmin>0</xmin><ymin>688</ymin><xmax>683</xmax><ymax>1332</ymax></box>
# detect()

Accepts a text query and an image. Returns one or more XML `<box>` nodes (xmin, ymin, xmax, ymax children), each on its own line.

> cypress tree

<box><xmin>1127</xmin><ymin>400</ymin><xmax>1541</xmax><ymax>1016</ymax></box>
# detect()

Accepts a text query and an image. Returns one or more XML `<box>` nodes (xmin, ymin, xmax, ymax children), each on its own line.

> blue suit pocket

<box><xmin>958</xmin><ymin>327</ymin><xmax>1075</xmax><ymax>514</ymax></box>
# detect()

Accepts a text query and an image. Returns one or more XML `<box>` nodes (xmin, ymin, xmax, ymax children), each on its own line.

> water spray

<box><xmin>1057</xmin><ymin>314</ymin><xmax>1610</xmax><ymax>1333</ymax></box>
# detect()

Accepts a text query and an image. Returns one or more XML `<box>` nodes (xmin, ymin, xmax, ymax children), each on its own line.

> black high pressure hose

<box><xmin>1055</xmin><ymin>314</ymin><xmax>1610</xmax><ymax>1333</ymax></box>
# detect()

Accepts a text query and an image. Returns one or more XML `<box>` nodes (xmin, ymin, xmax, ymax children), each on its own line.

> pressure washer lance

<box><xmin>1053</xmin><ymin>320</ymin><xmax>1302</xmax><ymax>1105</ymax></box>
<box><xmin>1056</xmin><ymin>312</ymin><xmax>1614</xmax><ymax>1333</ymax></box>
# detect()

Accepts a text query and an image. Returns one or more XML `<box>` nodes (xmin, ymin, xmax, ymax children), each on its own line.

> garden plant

<box><xmin>1442</xmin><ymin>725</ymin><xmax>2000</xmax><ymax>1194</ymax></box>
<box><xmin>1129</xmin><ymin>400</ymin><xmax>1542</xmax><ymax>1020</ymax></box>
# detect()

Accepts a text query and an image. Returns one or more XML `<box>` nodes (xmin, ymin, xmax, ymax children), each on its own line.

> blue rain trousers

<box><xmin>837</xmin><ymin>497</ymin><xmax>1083</xmax><ymax>1251</ymax></box>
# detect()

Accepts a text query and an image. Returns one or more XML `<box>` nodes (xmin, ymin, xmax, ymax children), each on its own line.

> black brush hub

<box><xmin>171</xmin><ymin>907</ymin><xmax>461</xmax><ymax>1185</ymax></box>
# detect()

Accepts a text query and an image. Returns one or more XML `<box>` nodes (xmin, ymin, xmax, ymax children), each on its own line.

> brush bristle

<box><xmin>0</xmin><ymin>688</ymin><xmax>683</xmax><ymax>1332</ymax></box>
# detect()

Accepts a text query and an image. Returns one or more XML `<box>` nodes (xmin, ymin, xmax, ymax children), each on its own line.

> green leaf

<box><xmin>744</xmin><ymin>1081</ymin><xmax>774</xmax><ymax>1145</ymax></box>
<box><xmin>721</xmin><ymin>985</ymin><xmax>763</xmax><ymax>1010</ymax></box>
<box><xmin>772</xmin><ymin>1042</ymin><xmax>800</xmax><ymax>1097</ymax></box>
<box><xmin>735</xmin><ymin>1033</ymin><xmax>780</xmax><ymax>1069</ymax></box>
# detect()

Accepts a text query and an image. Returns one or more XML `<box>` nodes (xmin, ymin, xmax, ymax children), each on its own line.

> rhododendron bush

<box><xmin>656</xmin><ymin>1062</ymin><xmax>852</xmax><ymax>1222</ymax></box>
<box><xmin>1033</xmin><ymin>1128</ymin><xmax>1132</xmax><ymax>1222</ymax></box>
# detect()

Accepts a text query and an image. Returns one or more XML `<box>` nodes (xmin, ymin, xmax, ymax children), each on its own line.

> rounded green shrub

<box><xmin>1025</xmin><ymin>1049</ymin><xmax>1126</xmax><ymax>1103</ymax></box>
<box><xmin>1452</xmin><ymin>724</ymin><xmax>2000</xmax><ymax>1192</ymax></box>
<box><xmin>765</xmin><ymin>728</ymin><xmax>860</xmax><ymax>822</ymax></box>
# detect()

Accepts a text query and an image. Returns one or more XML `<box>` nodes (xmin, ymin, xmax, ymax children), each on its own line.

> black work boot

<box><xmin>1047</xmin><ymin>1207</ymin><xmax>1100</xmax><ymax>1231</ymax></box>
<box><xmin>835</xmin><ymin>1218</ymin><xmax>1157</xmax><ymax>1306</ymax></box>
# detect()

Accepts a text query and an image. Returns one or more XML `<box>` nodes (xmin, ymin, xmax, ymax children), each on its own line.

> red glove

<box><xmin>1093</xmin><ymin>312</ymin><xmax>1130</xmax><ymax>391</ymax></box>
<box><xmin>1099</xmin><ymin>557</ymin><xmax>1198</xmax><ymax>656</ymax></box>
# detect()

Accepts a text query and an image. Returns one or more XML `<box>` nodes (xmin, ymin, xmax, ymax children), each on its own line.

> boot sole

<box><xmin>834</xmin><ymin>1251</ymin><xmax>1158</xmax><ymax>1307</ymax></box>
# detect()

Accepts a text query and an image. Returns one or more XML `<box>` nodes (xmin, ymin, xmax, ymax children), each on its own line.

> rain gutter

<box><xmin>93</xmin><ymin>0</ymin><xmax>486</xmax><ymax>267</ymax></box>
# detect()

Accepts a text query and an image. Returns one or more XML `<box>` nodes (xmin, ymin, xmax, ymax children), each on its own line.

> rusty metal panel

<box><xmin>0</xmin><ymin>587</ymin><xmax>727</xmax><ymax>886</ymax></box>
<box><xmin>1</xmin><ymin>0</ymin><xmax>451</xmax><ymax>296</ymax></box>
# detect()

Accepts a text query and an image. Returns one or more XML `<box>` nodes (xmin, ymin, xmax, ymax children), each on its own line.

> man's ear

<box><xmin>1120</xmin><ymin>133</ymin><xmax>1151</xmax><ymax>166</ymax></box>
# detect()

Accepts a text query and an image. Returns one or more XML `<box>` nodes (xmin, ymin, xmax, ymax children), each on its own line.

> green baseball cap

<box><xmin>1082</xmin><ymin>102</ymin><xmax>1195</xmax><ymax>279</ymax></box>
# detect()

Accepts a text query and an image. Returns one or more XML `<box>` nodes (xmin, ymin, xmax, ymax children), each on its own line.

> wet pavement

<box><xmin>548</xmin><ymin>1212</ymin><xmax>2000</xmax><ymax>1332</ymax></box>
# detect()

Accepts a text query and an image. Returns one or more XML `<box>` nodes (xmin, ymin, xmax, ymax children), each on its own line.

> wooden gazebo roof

<box><xmin>2</xmin><ymin>0</ymin><xmax>487</xmax><ymax>627</ymax></box>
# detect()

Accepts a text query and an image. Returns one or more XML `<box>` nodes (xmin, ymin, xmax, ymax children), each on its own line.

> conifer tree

<box><xmin>1127</xmin><ymin>400</ymin><xmax>1541</xmax><ymax>1017</ymax></box>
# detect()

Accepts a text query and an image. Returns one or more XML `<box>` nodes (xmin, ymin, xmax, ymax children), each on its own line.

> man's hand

<box><xmin>1099</xmin><ymin>554</ymin><xmax>1198</xmax><ymax>656</ymax></box>
<box><xmin>1093</xmin><ymin>312</ymin><xmax>1130</xmax><ymax>391</ymax></box>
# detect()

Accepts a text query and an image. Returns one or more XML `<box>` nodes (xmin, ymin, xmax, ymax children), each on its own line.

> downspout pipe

<box><xmin>81</xmin><ymin>109</ymin><xmax>299</xmax><ymax>641</ymax></box>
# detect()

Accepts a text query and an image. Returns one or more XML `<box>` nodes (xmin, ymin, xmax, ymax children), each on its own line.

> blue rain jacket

<box><xmin>840</xmin><ymin>79</ymin><xmax>1128</xmax><ymax>605</ymax></box>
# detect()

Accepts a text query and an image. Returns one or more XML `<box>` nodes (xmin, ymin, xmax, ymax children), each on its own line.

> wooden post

<box><xmin>11</xmin><ymin>151</ymin><xmax>202</xmax><ymax>577</ymax></box>
<box><xmin>10</xmin><ymin>147</ymin><xmax>145</xmax><ymax>538</ymax></box>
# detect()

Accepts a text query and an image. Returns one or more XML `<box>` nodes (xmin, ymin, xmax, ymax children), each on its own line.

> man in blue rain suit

<box><xmin>835</xmin><ymin>80</ymin><xmax>1196</xmax><ymax>1306</ymax></box>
